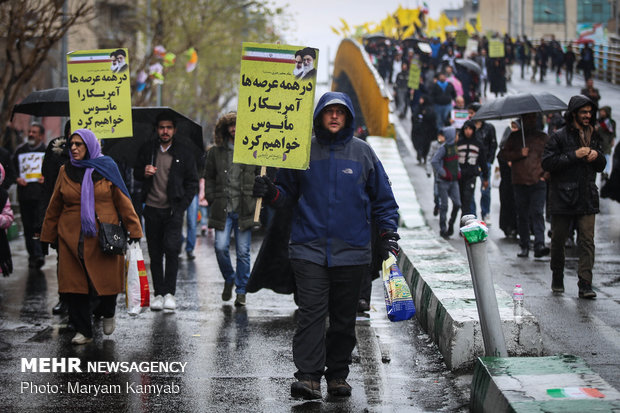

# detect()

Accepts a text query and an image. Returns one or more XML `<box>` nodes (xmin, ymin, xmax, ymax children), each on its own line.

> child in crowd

<box><xmin>431</xmin><ymin>127</ymin><xmax>461</xmax><ymax>238</ymax></box>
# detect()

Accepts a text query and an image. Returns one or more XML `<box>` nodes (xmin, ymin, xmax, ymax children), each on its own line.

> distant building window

<box><xmin>578</xmin><ymin>0</ymin><xmax>610</xmax><ymax>24</ymax></box>
<box><xmin>533</xmin><ymin>0</ymin><xmax>565</xmax><ymax>23</ymax></box>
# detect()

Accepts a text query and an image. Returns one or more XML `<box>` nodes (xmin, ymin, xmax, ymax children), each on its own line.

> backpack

<box><xmin>442</xmin><ymin>143</ymin><xmax>461</xmax><ymax>181</ymax></box>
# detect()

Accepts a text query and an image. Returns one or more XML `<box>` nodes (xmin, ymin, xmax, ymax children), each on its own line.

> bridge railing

<box><xmin>531</xmin><ymin>40</ymin><xmax>620</xmax><ymax>85</ymax></box>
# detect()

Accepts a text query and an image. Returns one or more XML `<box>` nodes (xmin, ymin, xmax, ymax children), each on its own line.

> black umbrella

<box><xmin>472</xmin><ymin>92</ymin><xmax>567</xmax><ymax>146</ymax></box>
<box><xmin>455</xmin><ymin>58</ymin><xmax>482</xmax><ymax>74</ymax></box>
<box><xmin>102</xmin><ymin>107</ymin><xmax>204</xmax><ymax>167</ymax></box>
<box><xmin>11</xmin><ymin>87</ymin><xmax>69</xmax><ymax>119</ymax></box>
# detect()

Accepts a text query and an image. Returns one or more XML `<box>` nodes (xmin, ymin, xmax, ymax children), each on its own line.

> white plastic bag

<box><xmin>125</xmin><ymin>242</ymin><xmax>150</xmax><ymax>315</ymax></box>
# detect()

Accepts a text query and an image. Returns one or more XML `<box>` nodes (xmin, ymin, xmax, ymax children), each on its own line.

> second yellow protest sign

<box><xmin>489</xmin><ymin>40</ymin><xmax>505</xmax><ymax>58</ymax></box>
<box><xmin>408</xmin><ymin>58</ymin><xmax>421</xmax><ymax>90</ymax></box>
<box><xmin>234</xmin><ymin>43</ymin><xmax>317</xmax><ymax>170</ymax></box>
<box><xmin>67</xmin><ymin>48</ymin><xmax>132</xmax><ymax>139</ymax></box>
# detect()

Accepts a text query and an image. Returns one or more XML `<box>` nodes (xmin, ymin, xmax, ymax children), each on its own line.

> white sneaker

<box><xmin>482</xmin><ymin>214</ymin><xmax>492</xmax><ymax>225</ymax></box>
<box><xmin>163</xmin><ymin>293</ymin><xmax>176</xmax><ymax>311</ymax></box>
<box><xmin>150</xmin><ymin>295</ymin><xmax>164</xmax><ymax>311</ymax></box>
<box><xmin>103</xmin><ymin>317</ymin><xmax>115</xmax><ymax>335</ymax></box>
<box><xmin>71</xmin><ymin>332</ymin><xmax>93</xmax><ymax>345</ymax></box>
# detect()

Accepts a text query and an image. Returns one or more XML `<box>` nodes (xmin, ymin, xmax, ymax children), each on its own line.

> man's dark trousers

<box><xmin>143</xmin><ymin>206</ymin><xmax>184</xmax><ymax>296</ymax></box>
<box><xmin>19</xmin><ymin>199</ymin><xmax>44</xmax><ymax>259</ymax></box>
<box><xmin>513</xmin><ymin>181</ymin><xmax>547</xmax><ymax>250</ymax></box>
<box><xmin>291</xmin><ymin>259</ymin><xmax>365</xmax><ymax>381</ymax></box>
<box><xmin>551</xmin><ymin>214</ymin><xmax>596</xmax><ymax>282</ymax></box>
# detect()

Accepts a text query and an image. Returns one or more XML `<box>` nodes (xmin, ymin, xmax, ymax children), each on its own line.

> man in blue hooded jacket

<box><xmin>253</xmin><ymin>92</ymin><xmax>400</xmax><ymax>400</ymax></box>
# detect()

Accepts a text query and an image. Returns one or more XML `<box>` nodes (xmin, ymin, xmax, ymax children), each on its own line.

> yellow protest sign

<box><xmin>234</xmin><ymin>43</ymin><xmax>317</xmax><ymax>170</ymax></box>
<box><xmin>67</xmin><ymin>48</ymin><xmax>132</xmax><ymax>139</ymax></box>
<box><xmin>489</xmin><ymin>40</ymin><xmax>505</xmax><ymax>58</ymax></box>
<box><xmin>455</xmin><ymin>30</ymin><xmax>468</xmax><ymax>48</ymax></box>
<box><xmin>408</xmin><ymin>58</ymin><xmax>421</xmax><ymax>90</ymax></box>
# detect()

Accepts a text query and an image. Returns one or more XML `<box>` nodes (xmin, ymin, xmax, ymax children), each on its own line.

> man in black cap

<box><xmin>542</xmin><ymin>95</ymin><xmax>606</xmax><ymax>298</ymax></box>
<box><xmin>299</xmin><ymin>47</ymin><xmax>317</xmax><ymax>80</ymax></box>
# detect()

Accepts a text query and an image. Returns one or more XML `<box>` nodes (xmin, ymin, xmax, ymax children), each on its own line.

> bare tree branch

<box><xmin>0</xmin><ymin>0</ymin><xmax>93</xmax><ymax>145</ymax></box>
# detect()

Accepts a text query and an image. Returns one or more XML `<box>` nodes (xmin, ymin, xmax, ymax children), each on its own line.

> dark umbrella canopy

<box><xmin>102</xmin><ymin>107</ymin><xmax>204</xmax><ymax>167</ymax></box>
<box><xmin>11</xmin><ymin>87</ymin><xmax>69</xmax><ymax>119</ymax></box>
<box><xmin>455</xmin><ymin>58</ymin><xmax>482</xmax><ymax>74</ymax></box>
<box><xmin>471</xmin><ymin>92</ymin><xmax>567</xmax><ymax>121</ymax></box>
<box><xmin>402</xmin><ymin>37</ymin><xmax>432</xmax><ymax>54</ymax></box>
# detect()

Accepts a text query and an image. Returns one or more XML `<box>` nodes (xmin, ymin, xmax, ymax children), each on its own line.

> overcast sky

<box><xmin>268</xmin><ymin>0</ymin><xmax>462</xmax><ymax>82</ymax></box>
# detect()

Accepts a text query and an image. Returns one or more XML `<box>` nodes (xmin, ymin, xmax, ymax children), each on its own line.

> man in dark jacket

<box><xmin>542</xmin><ymin>95</ymin><xmax>606</xmax><ymax>298</ymax></box>
<box><xmin>203</xmin><ymin>112</ymin><xmax>260</xmax><ymax>307</ymax></box>
<box><xmin>430</xmin><ymin>71</ymin><xmax>456</xmax><ymax>131</ymax></box>
<box><xmin>13</xmin><ymin>122</ymin><xmax>47</xmax><ymax>268</ymax></box>
<box><xmin>134</xmin><ymin>112</ymin><xmax>198</xmax><ymax>312</ymax></box>
<box><xmin>469</xmin><ymin>102</ymin><xmax>497</xmax><ymax>223</ymax></box>
<box><xmin>499</xmin><ymin>113</ymin><xmax>549</xmax><ymax>258</ymax></box>
<box><xmin>253</xmin><ymin>92</ymin><xmax>399</xmax><ymax>400</ymax></box>
<box><xmin>457</xmin><ymin>120</ymin><xmax>488</xmax><ymax>216</ymax></box>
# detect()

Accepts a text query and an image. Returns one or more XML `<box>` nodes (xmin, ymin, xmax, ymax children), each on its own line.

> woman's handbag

<box><xmin>96</xmin><ymin>215</ymin><xmax>127</xmax><ymax>255</ymax></box>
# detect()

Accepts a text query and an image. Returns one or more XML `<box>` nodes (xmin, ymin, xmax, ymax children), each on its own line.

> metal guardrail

<box><xmin>530</xmin><ymin>40</ymin><xmax>620</xmax><ymax>86</ymax></box>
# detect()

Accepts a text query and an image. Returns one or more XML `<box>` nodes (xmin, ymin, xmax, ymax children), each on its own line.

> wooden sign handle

<box><xmin>253</xmin><ymin>165</ymin><xmax>267</xmax><ymax>223</ymax></box>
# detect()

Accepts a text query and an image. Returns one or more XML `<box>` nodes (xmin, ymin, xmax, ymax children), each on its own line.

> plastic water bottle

<box><xmin>513</xmin><ymin>284</ymin><xmax>524</xmax><ymax>324</ymax></box>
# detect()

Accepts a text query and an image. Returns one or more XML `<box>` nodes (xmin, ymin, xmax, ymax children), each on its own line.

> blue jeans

<box><xmin>469</xmin><ymin>163</ymin><xmax>492</xmax><ymax>217</ymax></box>
<box><xmin>434</xmin><ymin>104</ymin><xmax>452</xmax><ymax>131</ymax></box>
<box><xmin>214</xmin><ymin>212</ymin><xmax>252</xmax><ymax>294</ymax></box>
<box><xmin>199</xmin><ymin>205</ymin><xmax>209</xmax><ymax>229</ymax></box>
<box><xmin>438</xmin><ymin>180</ymin><xmax>461</xmax><ymax>233</ymax></box>
<box><xmin>185</xmin><ymin>195</ymin><xmax>198</xmax><ymax>252</ymax></box>
<box><xmin>604</xmin><ymin>154</ymin><xmax>612</xmax><ymax>176</ymax></box>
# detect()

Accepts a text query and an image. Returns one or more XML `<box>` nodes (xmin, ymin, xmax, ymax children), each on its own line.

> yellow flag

<box><xmin>340</xmin><ymin>18</ymin><xmax>351</xmax><ymax>34</ymax></box>
<box><xmin>402</xmin><ymin>25</ymin><xmax>416</xmax><ymax>39</ymax></box>
<box><xmin>439</xmin><ymin>12</ymin><xmax>451</xmax><ymax>28</ymax></box>
<box><xmin>411</xmin><ymin>9</ymin><xmax>421</xmax><ymax>27</ymax></box>
<box><xmin>382</xmin><ymin>15</ymin><xmax>396</xmax><ymax>37</ymax></box>
<box><xmin>465</xmin><ymin>21</ymin><xmax>476</xmax><ymax>35</ymax></box>
<box><xmin>396</xmin><ymin>6</ymin><xmax>417</xmax><ymax>28</ymax></box>
<box><xmin>475</xmin><ymin>13</ymin><xmax>482</xmax><ymax>32</ymax></box>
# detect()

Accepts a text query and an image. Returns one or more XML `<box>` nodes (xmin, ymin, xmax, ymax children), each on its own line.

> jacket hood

<box><xmin>313</xmin><ymin>92</ymin><xmax>355</xmax><ymax>143</ymax></box>
<box><xmin>601</xmin><ymin>105</ymin><xmax>612</xmax><ymax>117</ymax></box>
<box><xmin>462</xmin><ymin>119</ymin><xmax>476</xmax><ymax>133</ymax></box>
<box><xmin>565</xmin><ymin>94</ymin><xmax>597</xmax><ymax>124</ymax></box>
<box><xmin>441</xmin><ymin>126</ymin><xmax>456</xmax><ymax>144</ymax></box>
<box><xmin>214</xmin><ymin>112</ymin><xmax>237</xmax><ymax>146</ymax></box>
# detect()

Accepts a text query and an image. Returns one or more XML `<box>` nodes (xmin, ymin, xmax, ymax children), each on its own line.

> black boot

<box><xmin>52</xmin><ymin>299</ymin><xmax>68</xmax><ymax>315</ymax></box>
<box><xmin>447</xmin><ymin>208</ymin><xmax>459</xmax><ymax>236</ymax></box>
<box><xmin>578</xmin><ymin>278</ymin><xmax>597</xmax><ymax>299</ymax></box>
<box><xmin>517</xmin><ymin>247</ymin><xmax>529</xmax><ymax>257</ymax></box>
<box><xmin>551</xmin><ymin>272</ymin><xmax>564</xmax><ymax>293</ymax></box>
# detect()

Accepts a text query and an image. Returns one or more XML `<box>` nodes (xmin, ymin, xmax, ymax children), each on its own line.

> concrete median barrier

<box><xmin>367</xmin><ymin>136</ymin><xmax>543</xmax><ymax>370</ymax></box>
<box><xmin>470</xmin><ymin>355</ymin><xmax>620</xmax><ymax>412</ymax></box>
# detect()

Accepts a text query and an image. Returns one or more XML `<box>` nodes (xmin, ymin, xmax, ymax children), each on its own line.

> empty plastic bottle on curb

<box><xmin>513</xmin><ymin>284</ymin><xmax>524</xmax><ymax>324</ymax></box>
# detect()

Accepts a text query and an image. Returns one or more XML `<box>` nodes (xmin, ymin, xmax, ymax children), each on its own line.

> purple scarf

<box><xmin>69</xmin><ymin>129</ymin><xmax>130</xmax><ymax>237</ymax></box>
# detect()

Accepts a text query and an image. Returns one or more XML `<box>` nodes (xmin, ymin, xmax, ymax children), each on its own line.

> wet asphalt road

<box><xmin>400</xmin><ymin>69</ymin><xmax>620</xmax><ymax>392</ymax></box>
<box><xmin>0</xmin><ymin>229</ymin><xmax>469</xmax><ymax>412</ymax></box>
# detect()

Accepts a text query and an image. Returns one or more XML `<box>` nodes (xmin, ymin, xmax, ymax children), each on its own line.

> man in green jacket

<box><xmin>203</xmin><ymin>112</ymin><xmax>260</xmax><ymax>306</ymax></box>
